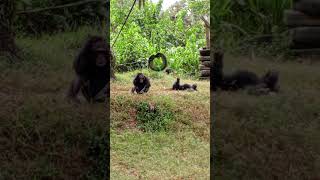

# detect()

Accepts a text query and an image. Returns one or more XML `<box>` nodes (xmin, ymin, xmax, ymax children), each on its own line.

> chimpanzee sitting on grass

<box><xmin>131</xmin><ymin>73</ymin><xmax>151</xmax><ymax>94</ymax></box>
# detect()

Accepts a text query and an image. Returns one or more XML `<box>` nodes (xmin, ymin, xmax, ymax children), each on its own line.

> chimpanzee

<box><xmin>221</xmin><ymin>69</ymin><xmax>279</xmax><ymax>92</ymax></box>
<box><xmin>211</xmin><ymin>51</ymin><xmax>224</xmax><ymax>91</ymax></box>
<box><xmin>212</xmin><ymin>51</ymin><xmax>279</xmax><ymax>93</ymax></box>
<box><xmin>180</xmin><ymin>83</ymin><xmax>197</xmax><ymax>91</ymax></box>
<box><xmin>165</xmin><ymin>68</ymin><xmax>173</xmax><ymax>74</ymax></box>
<box><xmin>131</xmin><ymin>73</ymin><xmax>151</xmax><ymax>94</ymax></box>
<box><xmin>66</xmin><ymin>35</ymin><xmax>110</xmax><ymax>103</ymax></box>
<box><xmin>172</xmin><ymin>78</ymin><xmax>181</xmax><ymax>90</ymax></box>
<box><xmin>221</xmin><ymin>70</ymin><xmax>260</xmax><ymax>91</ymax></box>
<box><xmin>261</xmin><ymin>70</ymin><xmax>279</xmax><ymax>92</ymax></box>
<box><xmin>172</xmin><ymin>78</ymin><xmax>197</xmax><ymax>91</ymax></box>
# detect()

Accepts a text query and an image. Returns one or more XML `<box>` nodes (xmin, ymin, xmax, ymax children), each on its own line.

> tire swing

<box><xmin>148</xmin><ymin>52</ymin><xmax>167</xmax><ymax>71</ymax></box>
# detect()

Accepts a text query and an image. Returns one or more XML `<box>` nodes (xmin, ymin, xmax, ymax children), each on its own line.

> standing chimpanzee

<box><xmin>131</xmin><ymin>73</ymin><xmax>151</xmax><ymax>94</ymax></box>
<box><xmin>66</xmin><ymin>35</ymin><xmax>110</xmax><ymax>103</ymax></box>
<box><xmin>172</xmin><ymin>78</ymin><xmax>197</xmax><ymax>91</ymax></box>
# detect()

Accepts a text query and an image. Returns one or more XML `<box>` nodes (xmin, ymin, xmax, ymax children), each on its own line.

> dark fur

<box><xmin>261</xmin><ymin>70</ymin><xmax>279</xmax><ymax>92</ymax></box>
<box><xmin>212</xmin><ymin>51</ymin><xmax>279</xmax><ymax>93</ymax></box>
<box><xmin>211</xmin><ymin>51</ymin><xmax>224</xmax><ymax>91</ymax></box>
<box><xmin>172</xmin><ymin>78</ymin><xmax>180</xmax><ymax>90</ymax></box>
<box><xmin>131</xmin><ymin>73</ymin><xmax>151</xmax><ymax>94</ymax></box>
<box><xmin>172</xmin><ymin>78</ymin><xmax>197</xmax><ymax>91</ymax></box>
<box><xmin>165</xmin><ymin>68</ymin><xmax>173</xmax><ymax>74</ymax></box>
<box><xmin>67</xmin><ymin>35</ymin><xmax>110</xmax><ymax>103</ymax></box>
<box><xmin>180</xmin><ymin>83</ymin><xmax>197</xmax><ymax>91</ymax></box>
<box><xmin>221</xmin><ymin>70</ymin><xmax>260</xmax><ymax>90</ymax></box>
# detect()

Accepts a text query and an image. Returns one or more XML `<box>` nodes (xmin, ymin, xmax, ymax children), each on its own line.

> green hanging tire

<box><xmin>148</xmin><ymin>53</ymin><xmax>167</xmax><ymax>71</ymax></box>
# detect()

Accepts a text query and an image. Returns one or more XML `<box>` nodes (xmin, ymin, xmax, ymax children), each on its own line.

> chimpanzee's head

<box><xmin>85</xmin><ymin>35</ymin><xmax>108</xmax><ymax>67</ymax></box>
<box><xmin>137</xmin><ymin>73</ymin><xmax>146</xmax><ymax>83</ymax></box>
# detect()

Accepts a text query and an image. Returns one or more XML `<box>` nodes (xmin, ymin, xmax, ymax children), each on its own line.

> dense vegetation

<box><xmin>111</xmin><ymin>0</ymin><xmax>209</xmax><ymax>75</ymax></box>
<box><xmin>212</xmin><ymin>0</ymin><xmax>293</xmax><ymax>57</ymax></box>
<box><xmin>14</xmin><ymin>0</ymin><xmax>105</xmax><ymax>35</ymax></box>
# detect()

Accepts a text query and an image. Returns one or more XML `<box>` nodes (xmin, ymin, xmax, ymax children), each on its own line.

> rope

<box><xmin>111</xmin><ymin>0</ymin><xmax>137</xmax><ymax>48</ymax></box>
<box><xmin>16</xmin><ymin>0</ymin><xmax>105</xmax><ymax>14</ymax></box>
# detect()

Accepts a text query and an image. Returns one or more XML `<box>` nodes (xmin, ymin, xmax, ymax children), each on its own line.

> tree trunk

<box><xmin>0</xmin><ymin>0</ymin><xmax>17</xmax><ymax>56</ymax></box>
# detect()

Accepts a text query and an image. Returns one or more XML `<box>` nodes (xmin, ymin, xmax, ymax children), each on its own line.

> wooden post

<box><xmin>201</xmin><ymin>16</ymin><xmax>210</xmax><ymax>48</ymax></box>
<box><xmin>205</xmin><ymin>26</ymin><xmax>210</xmax><ymax>48</ymax></box>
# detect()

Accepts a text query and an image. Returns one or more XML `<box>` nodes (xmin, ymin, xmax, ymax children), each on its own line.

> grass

<box><xmin>0</xmin><ymin>27</ymin><xmax>210</xmax><ymax>179</ymax></box>
<box><xmin>0</xmin><ymin>27</ymin><xmax>108</xmax><ymax>179</ymax></box>
<box><xmin>110</xmin><ymin>70</ymin><xmax>210</xmax><ymax>179</ymax></box>
<box><xmin>213</xmin><ymin>54</ymin><xmax>320</xmax><ymax>179</ymax></box>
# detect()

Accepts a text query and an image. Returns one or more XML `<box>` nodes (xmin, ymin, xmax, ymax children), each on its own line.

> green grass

<box><xmin>110</xmin><ymin>70</ymin><xmax>210</xmax><ymax>179</ymax></box>
<box><xmin>213</xmin><ymin>54</ymin><xmax>320</xmax><ymax>179</ymax></box>
<box><xmin>0</xmin><ymin>27</ymin><xmax>210</xmax><ymax>179</ymax></box>
<box><xmin>0</xmin><ymin>27</ymin><xmax>108</xmax><ymax>179</ymax></box>
<box><xmin>111</xmin><ymin>131</ymin><xmax>209</xmax><ymax>179</ymax></box>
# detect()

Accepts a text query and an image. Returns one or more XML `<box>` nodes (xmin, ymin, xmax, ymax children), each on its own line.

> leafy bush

<box><xmin>212</xmin><ymin>0</ymin><xmax>293</xmax><ymax>56</ymax></box>
<box><xmin>111</xmin><ymin>0</ymin><xmax>208</xmax><ymax>75</ymax></box>
<box><xmin>86</xmin><ymin>133</ymin><xmax>109</xmax><ymax>179</ymax></box>
<box><xmin>15</xmin><ymin>0</ymin><xmax>105</xmax><ymax>35</ymax></box>
<box><xmin>136</xmin><ymin>101</ymin><xmax>174</xmax><ymax>132</ymax></box>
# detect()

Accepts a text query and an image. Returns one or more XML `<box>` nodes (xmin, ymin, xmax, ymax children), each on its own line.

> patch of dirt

<box><xmin>117</xmin><ymin>108</ymin><xmax>139</xmax><ymax>132</ymax></box>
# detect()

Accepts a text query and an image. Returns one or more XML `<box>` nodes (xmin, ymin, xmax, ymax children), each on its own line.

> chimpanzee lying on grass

<box><xmin>172</xmin><ymin>78</ymin><xmax>197</xmax><ymax>91</ymax></box>
<box><xmin>212</xmin><ymin>51</ymin><xmax>279</xmax><ymax>95</ymax></box>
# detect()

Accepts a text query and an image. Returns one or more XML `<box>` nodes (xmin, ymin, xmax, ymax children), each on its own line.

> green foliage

<box><xmin>111</xmin><ymin>0</ymin><xmax>208</xmax><ymax>75</ymax></box>
<box><xmin>113</xmin><ymin>23</ymin><xmax>154</xmax><ymax>65</ymax></box>
<box><xmin>15</xmin><ymin>0</ymin><xmax>105</xmax><ymax>35</ymax></box>
<box><xmin>136</xmin><ymin>101</ymin><xmax>174</xmax><ymax>132</ymax></box>
<box><xmin>149</xmin><ymin>56</ymin><xmax>165</xmax><ymax>71</ymax></box>
<box><xmin>86</xmin><ymin>133</ymin><xmax>109</xmax><ymax>179</ymax></box>
<box><xmin>212</xmin><ymin>0</ymin><xmax>292</xmax><ymax>56</ymax></box>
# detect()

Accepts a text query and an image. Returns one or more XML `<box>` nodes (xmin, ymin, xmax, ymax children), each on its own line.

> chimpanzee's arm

<box><xmin>139</xmin><ymin>78</ymin><xmax>151</xmax><ymax>93</ymax></box>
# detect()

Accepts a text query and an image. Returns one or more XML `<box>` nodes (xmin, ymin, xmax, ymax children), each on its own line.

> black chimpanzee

<box><xmin>66</xmin><ymin>35</ymin><xmax>110</xmax><ymax>103</ymax></box>
<box><xmin>220</xmin><ymin>70</ymin><xmax>260</xmax><ymax>91</ymax></box>
<box><xmin>165</xmin><ymin>68</ymin><xmax>173</xmax><ymax>74</ymax></box>
<box><xmin>172</xmin><ymin>78</ymin><xmax>197</xmax><ymax>91</ymax></box>
<box><xmin>212</xmin><ymin>51</ymin><xmax>279</xmax><ymax>93</ymax></box>
<box><xmin>260</xmin><ymin>70</ymin><xmax>279</xmax><ymax>92</ymax></box>
<box><xmin>131</xmin><ymin>73</ymin><xmax>151</xmax><ymax>94</ymax></box>
<box><xmin>172</xmin><ymin>78</ymin><xmax>181</xmax><ymax>90</ymax></box>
